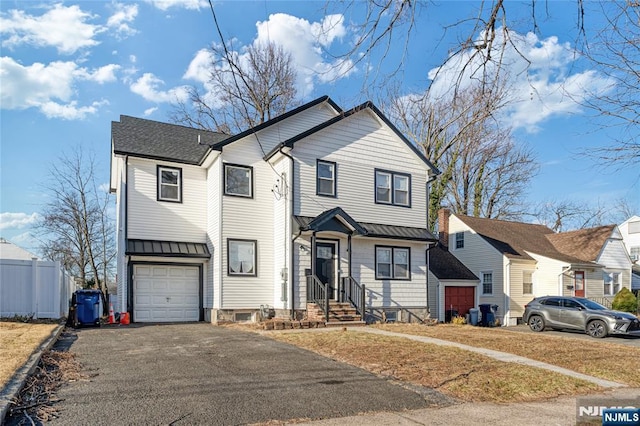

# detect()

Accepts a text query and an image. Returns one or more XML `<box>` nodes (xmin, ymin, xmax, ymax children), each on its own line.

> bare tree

<box><xmin>37</xmin><ymin>149</ymin><xmax>115</xmax><ymax>311</ymax></box>
<box><xmin>578</xmin><ymin>1</ymin><xmax>640</xmax><ymax>168</ymax></box>
<box><xmin>172</xmin><ymin>41</ymin><xmax>300</xmax><ymax>133</ymax></box>
<box><xmin>385</xmin><ymin>82</ymin><xmax>536</xmax><ymax>228</ymax></box>
<box><xmin>527</xmin><ymin>199</ymin><xmax>609</xmax><ymax>232</ymax></box>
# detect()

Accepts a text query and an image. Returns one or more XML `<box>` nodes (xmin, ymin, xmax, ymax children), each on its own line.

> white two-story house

<box><xmin>110</xmin><ymin>96</ymin><xmax>441</xmax><ymax>323</ymax></box>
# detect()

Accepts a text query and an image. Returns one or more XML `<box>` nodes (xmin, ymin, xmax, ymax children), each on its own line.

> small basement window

<box><xmin>234</xmin><ymin>312</ymin><xmax>254</xmax><ymax>322</ymax></box>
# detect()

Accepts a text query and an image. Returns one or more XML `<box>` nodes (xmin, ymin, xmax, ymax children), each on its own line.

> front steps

<box><xmin>306</xmin><ymin>302</ymin><xmax>366</xmax><ymax>326</ymax></box>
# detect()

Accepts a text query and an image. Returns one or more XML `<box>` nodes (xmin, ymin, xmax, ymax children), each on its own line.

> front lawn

<box><xmin>374</xmin><ymin>323</ymin><xmax>640</xmax><ymax>387</ymax></box>
<box><xmin>269</xmin><ymin>329</ymin><xmax>602</xmax><ymax>403</ymax></box>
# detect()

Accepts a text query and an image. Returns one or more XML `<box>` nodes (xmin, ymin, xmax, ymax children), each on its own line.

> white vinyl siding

<box><xmin>128</xmin><ymin>158</ymin><xmax>207</xmax><ymax>242</ymax></box>
<box><xmin>219</xmin><ymin>141</ymin><xmax>274</xmax><ymax>309</ymax></box>
<box><xmin>272</xmin><ymin>158</ymin><xmax>290</xmax><ymax>309</ymax></box>
<box><xmin>596</xmin><ymin>238</ymin><xmax>632</xmax><ymax>292</ymax></box>
<box><xmin>293</xmin><ymin>110</ymin><xmax>429</xmax><ymax>227</ymax></box>
<box><xmin>508</xmin><ymin>261</ymin><xmax>536</xmax><ymax>317</ymax></box>
<box><xmin>206</xmin><ymin>160</ymin><xmax>221</xmax><ymax>310</ymax></box>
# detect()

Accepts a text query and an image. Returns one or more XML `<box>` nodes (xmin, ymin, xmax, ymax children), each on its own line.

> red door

<box><xmin>444</xmin><ymin>286</ymin><xmax>475</xmax><ymax>320</ymax></box>
<box><xmin>574</xmin><ymin>271</ymin><xmax>585</xmax><ymax>297</ymax></box>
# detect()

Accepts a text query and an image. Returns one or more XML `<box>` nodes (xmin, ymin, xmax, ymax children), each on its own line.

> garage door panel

<box><xmin>445</xmin><ymin>286</ymin><xmax>475</xmax><ymax>316</ymax></box>
<box><xmin>134</xmin><ymin>265</ymin><xmax>200</xmax><ymax>322</ymax></box>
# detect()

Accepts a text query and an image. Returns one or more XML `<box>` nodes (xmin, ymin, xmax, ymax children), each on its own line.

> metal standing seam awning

<box><xmin>126</xmin><ymin>239</ymin><xmax>211</xmax><ymax>258</ymax></box>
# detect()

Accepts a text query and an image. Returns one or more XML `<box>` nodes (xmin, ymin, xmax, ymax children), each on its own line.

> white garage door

<box><xmin>133</xmin><ymin>264</ymin><xmax>200</xmax><ymax>322</ymax></box>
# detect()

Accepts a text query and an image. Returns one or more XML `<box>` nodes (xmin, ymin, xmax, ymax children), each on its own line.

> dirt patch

<box><xmin>269</xmin><ymin>329</ymin><xmax>601</xmax><ymax>403</ymax></box>
<box><xmin>0</xmin><ymin>322</ymin><xmax>58</xmax><ymax>388</ymax></box>
<box><xmin>373</xmin><ymin>323</ymin><xmax>640</xmax><ymax>386</ymax></box>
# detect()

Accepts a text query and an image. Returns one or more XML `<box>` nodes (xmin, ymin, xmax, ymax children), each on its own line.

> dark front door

<box><xmin>315</xmin><ymin>242</ymin><xmax>336</xmax><ymax>299</ymax></box>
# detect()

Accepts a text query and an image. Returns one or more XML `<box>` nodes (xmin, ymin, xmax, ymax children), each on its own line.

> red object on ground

<box><xmin>120</xmin><ymin>312</ymin><xmax>130</xmax><ymax>325</ymax></box>
<box><xmin>108</xmin><ymin>303</ymin><xmax>115</xmax><ymax>324</ymax></box>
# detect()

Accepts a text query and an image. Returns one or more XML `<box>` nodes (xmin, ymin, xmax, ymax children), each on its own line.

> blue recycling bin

<box><xmin>74</xmin><ymin>290</ymin><xmax>102</xmax><ymax>326</ymax></box>
<box><xmin>479</xmin><ymin>304</ymin><xmax>498</xmax><ymax>327</ymax></box>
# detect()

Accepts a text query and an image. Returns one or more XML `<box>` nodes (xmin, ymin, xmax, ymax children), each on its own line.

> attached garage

<box><xmin>133</xmin><ymin>264</ymin><xmax>202</xmax><ymax>322</ymax></box>
<box><xmin>444</xmin><ymin>286</ymin><xmax>475</xmax><ymax>319</ymax></box>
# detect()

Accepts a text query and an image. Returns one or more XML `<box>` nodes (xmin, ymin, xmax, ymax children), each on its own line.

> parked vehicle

<box><xmin>523</xmin><ymin>296</ymin><xmax>640</xmax><ymax>338</ymax></box>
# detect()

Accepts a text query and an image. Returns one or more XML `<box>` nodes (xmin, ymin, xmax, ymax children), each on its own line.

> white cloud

<box><xmin>144</xmin><ymin>107</ymin><xmax>158</xmax><ymax>116</ymax></box>
<box><xmin>130</xmin><ymin>72</ymin><xmax>189</xmax><ymax>103</ymax></box>
<box><xmin>183</xmin><ymin>48</ymin><xmax>213</xmax><ymax>84</ymax></box>
<box><xmin>146</xmin><ymin>0</ymin><xmax>207</xmax><ymax>11</ymax></box>
<box><xmin>0</xmin><ymin>4</ymin><xmax>104</xmax><ymax>55</ymax></box>
<box><xmin>254</xmin><ymin>13</ymin><xmax>355</xmax><ymax>94</ymax></box>
<box><xmin>0</xmin><ymin>57</ymin><xmax>114</xmax><ymax>119</ymax></box>
<box><xmin>0</xmin><ymin>212</ymin><xmax>40</xmax><ymax>230</ymax></box>
<box><xmin>107</xmin><ymin>3</ymin><xmax>138</xmax><ymax>39</ymax></box>
<box><xmin>426</xmin><ymin>30</ymin><xmax>614</xmax><ymax>133</ymax></box>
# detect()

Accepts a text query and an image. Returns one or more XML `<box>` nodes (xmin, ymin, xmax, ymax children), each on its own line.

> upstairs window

<box><xmin>455</xmin><ymin>232</ymin><xmax>464</xmax><ymax>249</ymax></box>
<box><xmin>224</xmin><ymin>164</ymin><xmax>253</xmax><ymax>198</ymax></box>
<box><xmin>316</xmin><ymin>160</ymin><xmax>336</xmax><ymax>197</ymax></box>
<box><xmin>375</xmin><ymin>169</ymin><xmax>411</xmax><ymax>207</ymax></box>
<box><xmin>157</xmin><ymin>166</ymin><xmax>182</xmax><ymax>203</ymax></box>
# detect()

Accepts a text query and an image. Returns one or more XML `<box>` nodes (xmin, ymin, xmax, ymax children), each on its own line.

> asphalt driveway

<box><xmin>37</xmin><ymin>323</ymin><xmax>449</xmax><ymax>425</ymax></box>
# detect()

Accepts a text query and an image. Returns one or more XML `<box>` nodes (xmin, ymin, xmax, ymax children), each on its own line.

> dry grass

<box><xmin>270</xmin><ymin>330</ymin><xmax>601</xmax><ymax>403</ymax></box>
<box><xmin>0</xmin><ymin>322</ymin><xmax>58</xmax><ymax>388</ymax></box>
<box><xmin>374</xmin><ymin>323</ymin><xmax>640</xmax><ymax>386</ymax></box>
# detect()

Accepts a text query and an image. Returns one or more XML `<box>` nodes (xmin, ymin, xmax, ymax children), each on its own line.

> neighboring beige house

<box><xmin>439</xmin><ymin>210</ymin><xmax>633</xmax><ymax>326</ymax></box>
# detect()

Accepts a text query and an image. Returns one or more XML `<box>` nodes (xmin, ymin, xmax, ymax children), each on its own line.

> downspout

<box><xmin>124</xmin><ymin>156</ymin><xmax>130</xmax><ymax>318</ymax></box>
<box><xmin>425</xmin><ymin>173</ymin><xmax>437</xmax><ymax>319</ymax></box>
<box><xmin>504</xmin><ymin>260</ymin><xmax>511</xmax><ymax>327</ymax></box>
<box><xmin>559</xmin><ymin>266</ymin><xmax>571</xmax><ymax>296</ymax></box>
<box><xmin>279</xmin><ymin>147</ymin><xmax>296</xmax><ymax>318</ymax></box>
<box><xmin>426</xmin><ymin>242</ymin><xmax>437</xmax><ymax>319</ymax></box>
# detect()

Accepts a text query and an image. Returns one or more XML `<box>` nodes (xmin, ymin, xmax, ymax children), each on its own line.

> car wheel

<box><xmin>528</xmin><ymin>315</ymin><xmax>545</xmax><ymax>332</ymax></box>
<box><xmin>587</xmin><ymin>320</ymin><xmax>608</xmax><ymax>338</ymax></box>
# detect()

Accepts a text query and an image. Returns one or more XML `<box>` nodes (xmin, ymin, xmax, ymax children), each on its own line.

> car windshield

<box><xmin>575</xmin><ymin>298</ymin><xmax>607</xmax><ymax>310</ymax></box>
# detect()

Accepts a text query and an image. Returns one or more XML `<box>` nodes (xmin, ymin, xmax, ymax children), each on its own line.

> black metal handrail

<box><xmin>590</xmin><ymin>297</ymin><xmax>613</xmax><ymax>309</ymax></box>
<box><xmin>343</xmin><ymin>276</ymin><xmax>366</xmax><ymax>319</ymax></box>
<box><xmin>307</xmin><ymin>274</ymin><xmax>329</xmax><ymax>322</ymax></box>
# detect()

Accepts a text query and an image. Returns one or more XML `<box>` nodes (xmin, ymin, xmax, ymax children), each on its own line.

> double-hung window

<box><xmin>455</xmin><ymin>232</ymin><xmax>464</xmax><ymax>249</ymax></box>
<box><xmin>316</xmin><ymin>160</ymin><xmax>336</xmax><ymax>197</ymax></box>
<box><xmin>228</xmin><ymin>239</ymin><xmax>257</xmax><ymax>276</ymax></box>
<box><xmin>375</xmin><ymin>246</ymin><xmax>410</xmax><ymax>280</ymax></box>
<box><xmin>224</xmin><ymin>164</ymin><xmax>253</xmax><ymax>198</ymax></box>
<box><xmin>157</xmin><ymin>166</ymin><xmax>182</xmax><ymax>202</ymax></box>
<box><xmin>603</xmin><ymin>272</ymin><xmax>621</xmax><ymax>295</ymax></box>
<box><xmin>375</xmin><ymin>169</ymin><xmax>410</xmax><ymax>207</ymax></box>
<box><xmin>523</xmin><ymin>271</ymin><xmax>533</xmax><ymax>295</ymax></box>
<box><xmin>482</xmin><ymin>271</ymin><xmax>493</xmax><ymax>295</ymax></box>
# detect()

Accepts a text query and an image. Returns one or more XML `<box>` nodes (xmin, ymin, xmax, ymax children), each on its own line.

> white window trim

<box><xmin>481</xmin><ymin>271</ymin><xmax>493</xmax><ymax>295</ymax></box>
<box><xmin>603</xmin><ymin>271</ymin><xmax>621</xmax><ymax>296</ymax></box>
<box><xmin>523</xmin><ymin>270</ymin><xmax>534</xmax><ymax>295</ymax></box>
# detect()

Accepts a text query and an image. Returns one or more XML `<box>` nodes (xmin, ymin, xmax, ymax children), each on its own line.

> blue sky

<box><xmin>1</xmin><ymin>0</ymin><xmax>638</xmax><ymax>254</ymax></box>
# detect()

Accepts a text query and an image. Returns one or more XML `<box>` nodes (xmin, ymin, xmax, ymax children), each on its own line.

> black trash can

<box><xmin>479</xmin><ymin>304</ymin><xmax>498</xmax><ymax>327</ymax></box>
<box><xmin>74</xmin><ymin>289</ymin><xmax>102</xmax><ymax>327</ymax></box>
<box><xmin>445</xmin><ymin>309</ymin><xmax>459</xmax><ymax>323</ymax></box>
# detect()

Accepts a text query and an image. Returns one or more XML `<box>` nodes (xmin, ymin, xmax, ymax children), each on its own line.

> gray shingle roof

<box><xmin>428</xmin><ymin>245</ymin><xmax>478</xmax><ymax>281</ymax></box>
<box><xmin>112</xmin><ymin>116</ymin><xmax>228</xmax><ymax>164</ymax></box>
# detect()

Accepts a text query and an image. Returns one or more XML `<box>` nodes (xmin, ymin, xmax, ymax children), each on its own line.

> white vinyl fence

<box><xmin>0</xmin><ymin>259</ymin><xmax>77</xmax><ymax>319</ymax></box>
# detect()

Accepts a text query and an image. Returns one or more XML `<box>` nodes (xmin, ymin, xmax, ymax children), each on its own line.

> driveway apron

<box><xmin>44</xmin><ymin>324</ymin><xmax>444</xmax><ymax>425</ymax></box>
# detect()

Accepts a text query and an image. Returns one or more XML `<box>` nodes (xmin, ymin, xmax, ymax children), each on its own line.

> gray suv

<box><xmin>523</xmin><ymin>296</ymin><xmax>640</xmax><ymax>338</ymax></box>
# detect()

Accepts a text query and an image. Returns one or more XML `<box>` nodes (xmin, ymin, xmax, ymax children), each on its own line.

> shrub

<box><xmin>612</xmin><ymin>287</ymin><xmax>638</xmax><ymax>313</ymax></box>
<box><xmin>451</xmin><ymin>315</ymin><xmax>467</xmax><ymax>325</ymax></box>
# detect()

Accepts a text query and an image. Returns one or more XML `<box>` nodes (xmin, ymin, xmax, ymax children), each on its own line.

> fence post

<box><xmin>31</xmin><ymin>257</ymin><xmax>39</xmax><ymax>319</ymax></box>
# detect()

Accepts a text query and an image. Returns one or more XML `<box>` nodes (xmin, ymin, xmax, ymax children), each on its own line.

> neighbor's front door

<box><xmin>315</xmin><ymin>242</ymin><xmax>336</xmax><ymax>300</ymax></box>
<box><xmin>574</xmin><ymin>271</ymin><xmax>585</xmax><ymax>297</ymax></box>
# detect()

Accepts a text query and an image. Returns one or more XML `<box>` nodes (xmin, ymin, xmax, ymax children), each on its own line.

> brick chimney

<box><xmin>438</xmin><ymin>208</ymin><xmax>451</xmax><ymax>249</ymax></box>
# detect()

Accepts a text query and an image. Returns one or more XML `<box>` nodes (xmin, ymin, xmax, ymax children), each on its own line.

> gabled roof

<box><xmin>454</xmin><ymin>214</ymin><xmax>592</xmax><ymax>265</ymax></box>
<box><xmin>0</xmin><ymin>238</ymin><xmax>39</xmax><ymax>260</ymax></box>
<box><xmin>302</xmin><ymin>207</ymin><xmax>367</xmax><ymax>235</ymax></box>
<box><xmin>112</xmin><ymin>115</ymin><xmax>227</xmax><ymax>165</ymax></box>
<box><xmin>209</xmin><ymin>95</ymin><xmax>342</xmax><ymax>151</ymax></box>
<box><xmin>546</xmin><ymin>225</ymin><xmax>616</xmax><ymax>263</ymax></box>
<box><xmin>264</xmin><ymin>101</ymin><xmax>440</xmax><ymax>175</ymax></box>
<box><xmin>428</xmin><ymin>244</ymin><xmax>478</xmax><ymax>281</ymax></box>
